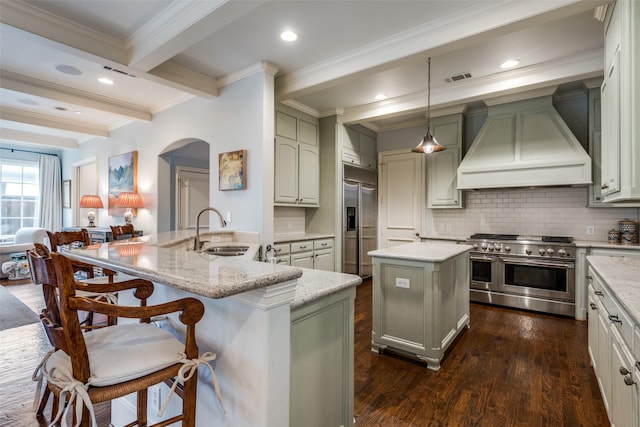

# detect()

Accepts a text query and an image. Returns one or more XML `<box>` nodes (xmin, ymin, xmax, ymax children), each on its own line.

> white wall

<box><xmin>61</xmin><ymin>68</ymin><xmax>275</xmax><ymax>244</ymax></box>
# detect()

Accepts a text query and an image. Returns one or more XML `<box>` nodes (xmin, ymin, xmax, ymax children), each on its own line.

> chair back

<box><xmin>110</xmin><ymin>224</ymin><xmax>134</xmax><ymax>241</ymax></box>
<box><xmin>27</xmin><ymin>244</ymin><xmax>69</xmax><ymax>354</ymax></box>
<box><xmin>47</xmin><ymin>229</ymin><xmax>91</xmax><ymax>252</ymax></box>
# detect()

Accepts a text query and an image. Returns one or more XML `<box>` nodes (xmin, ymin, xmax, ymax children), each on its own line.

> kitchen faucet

<box><xmin>193</xmin><ymin>207</ymin><xmax>227</xmax><ymax>251</ymax></box>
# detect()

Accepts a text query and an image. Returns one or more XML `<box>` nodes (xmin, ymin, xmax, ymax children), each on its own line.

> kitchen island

<box><xmin>65</xmin><ymin>230</ymin><xmax>361</xmax><ymax>427</ymax></box>
<box><xmin>368</xmin><ymin>241</ymin><xmax>471</xmax><ymax>370</ymax></box>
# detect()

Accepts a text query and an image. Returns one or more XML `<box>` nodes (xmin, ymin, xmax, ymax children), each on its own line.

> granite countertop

<box><xmin>368</xmin><ymin>241</ymin><xmax>472</xmax><ymax>263</ymax></box>
<box><xmin>575</xmin><ymin>240</ymin><xmax>640</xmax><ymax>250</ymax></box>
<box><xmin>587</xmin><ymin>255</ymin><xmax>640</xmax><ymax>325</ymax></box>
<box><xmin>291</xmin><ymin>268</ymin><xmax>362</xmax><ymax>309</ymax></box>
<box><xmin>274</xmin><ymin>232</ymin><xmax>335</xmax><ymax>243</ymax></box>
<box><xmin>64</xmin><ymin>231</ymin><xmax>302</xmax><ymax>299</ymax></box>
<box><xmin>64</xmin><ymin>230</ymin><xmax>361</xmax><ymax>308</ymax></box>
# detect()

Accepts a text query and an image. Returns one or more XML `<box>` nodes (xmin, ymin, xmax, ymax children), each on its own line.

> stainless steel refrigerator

<box><xmin>343</xmin><ymin>165</ymin><xmax>377</xmax><ymax>277</ymax></box>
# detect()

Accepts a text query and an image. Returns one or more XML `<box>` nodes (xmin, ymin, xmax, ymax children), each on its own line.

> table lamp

<box><xmin>115</xmin><ymin>192</ymin><xmax>144</xmax><ymax>225</ymax></box>
<box><xmin>79</xmin><ymin>195</ymin><xmax>104</xmax><ymax>227</ymax></box>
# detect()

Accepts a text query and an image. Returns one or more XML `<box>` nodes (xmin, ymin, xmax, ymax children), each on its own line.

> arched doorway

<box><xmin>157</xmin><ymin>139</ymin><xmax>210</xmax><ymax>232</ymax></box>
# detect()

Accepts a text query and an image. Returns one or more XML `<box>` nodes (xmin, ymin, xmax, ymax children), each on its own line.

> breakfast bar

<box><xmin>65</xmin><ymin>230</ymin><xmax>361</xmax><ymax>427</ymax></box>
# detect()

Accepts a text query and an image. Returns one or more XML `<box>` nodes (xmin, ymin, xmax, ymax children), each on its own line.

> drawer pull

<box><xmin>601</xmin><ymin>183</ymin><xmax>609</xmax><ymax>190</ymax></box>
<box><xmin>594</xmin><ymin>291</ymin><xmax>604</xmax><ymax>297</ymax></box>
<box><xmin>589</xmin><ymin>303</ymin><xmax>598</xmax><ymax>310</ymax></box>
<box><xmin>608</xmin><ymin>314</ymin><xmax>622</xmax><ymax>324</ymax></box>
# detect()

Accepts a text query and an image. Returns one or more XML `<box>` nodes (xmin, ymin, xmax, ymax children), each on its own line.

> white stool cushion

<box><xmin>45</xmin><ymin>323</ymin><xmax>185</xmax><ymax>387</ymax></box>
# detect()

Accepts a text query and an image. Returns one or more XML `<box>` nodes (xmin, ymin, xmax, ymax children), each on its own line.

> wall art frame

<box><xmin>219</xmin><ymin>149</ymin><xmax>247</xmax><ymax>190</ymax></box>
<box><xmin>108</xmin><ymin>151</ymin><xmax>138</xmax><ymax>215</ymax></box>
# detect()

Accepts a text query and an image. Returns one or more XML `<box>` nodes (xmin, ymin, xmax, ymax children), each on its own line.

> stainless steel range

<box><xmin>467</xmin><ymin>233</ymin><xmax>576</xmax><ymax>317</ymax></box>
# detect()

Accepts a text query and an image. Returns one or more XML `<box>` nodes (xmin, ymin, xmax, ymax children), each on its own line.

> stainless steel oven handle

<box><xmin>470</xmin><ymin>256</ymin><xmax>495</xmax><ymax>262</ymax></box>
<box><xmin>500</xmin><ymin>258</ymin><xmax>573</xmax><ymax>269</ymax></box>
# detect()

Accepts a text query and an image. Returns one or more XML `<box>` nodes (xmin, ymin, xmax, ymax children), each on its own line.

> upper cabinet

<box><xmin>427</xmin><ymin>114</ymin><xmax>464</xmax><ymax>209</ymax></box>
<box><xmin>275</xmin><ymin>109</ymin><xmax>320</xmax><ymax>207</ymax></box>
<box><xmin>600</xmin><ymin>0</ymin><xmax>640</xmax><ymax>203</ymax></box>
<box><xmin>341</xmin><ymin>126</ymin><xmax>377</xmax><ymax>170</ymax></box>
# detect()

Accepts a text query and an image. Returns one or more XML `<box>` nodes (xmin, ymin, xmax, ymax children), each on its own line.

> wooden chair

<box><xmin>110</xmin><ymin>224</ymin><xmax>135</xmax><ymax>241</ymax></box>
<box><xmin>28</xmin><ymin>247</ymin><xmax>212</xmax><ymax>427</ymax></box>
<box><xmin>47</xmin><ymin>229</ymin><xmax>117</xmax><ymax>280</ymax></box>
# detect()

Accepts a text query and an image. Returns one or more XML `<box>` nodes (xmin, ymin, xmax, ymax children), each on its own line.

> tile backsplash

<box><xmin>427</xmin><ymin>187</ymin><xmax>640</xmax><ymax>241</ymax></box>
<box><xmin>274</xmin><ymin>206</ymin><xmax>306</xmax><ymax>235</ymax></box>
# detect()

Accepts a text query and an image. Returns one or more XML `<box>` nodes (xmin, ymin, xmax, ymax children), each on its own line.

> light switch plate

<box><xmin>395</xmin><ymin>277</ymin><xmax>410</xmax><ymax>288</ymax></box>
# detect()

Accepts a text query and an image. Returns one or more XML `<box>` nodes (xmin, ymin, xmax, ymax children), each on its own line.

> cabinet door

<box><xmin>291</xmin><ymin>251</ymin><xmax>314</xmax><ymax>269</ymax></box>
<box><xmin>427</xmin><ymin>115</ymin><xmax>463</xmax><ymax>208</ymax></box>
<box><xmin>359</xmin><ymin>133</ymin><xmax>377</xmax><ymax>170</ymax></box>
<box><xmin>600</xmin><ymin>50</ymin><xmax>621</xmax><ymax>197</ymax></box>
<box><xmin>297</xmin><ymin>145</ymin><xmax>319</xmax><ymax>206</ymax></box>
<box><xmin>588</xmin><ymin>289</ymin><xmax>600</xmax><ymax>371</ymax></box>
<box><xmin>610</xmin><ymin>330</ymin><xmax>636</xmax><ymax>427</ymax></box>
<box><xmin>597</xmin><ymin>300</ymin><xmax>612</xmax><ymax>413</ymax></box>
<box><xmin>314</xmin><ymin>248</ymin><xmax>334</xmax><ymax>271</ymax></box>
<box><xmin>275</xmin><ymin>139</ymin><xmax>299</xmax><ymax>204</ymax></box>
<box><xmin>378</xmin><ymin>151</ymin><xmax>424</xmax><ymax>248</ymax></box>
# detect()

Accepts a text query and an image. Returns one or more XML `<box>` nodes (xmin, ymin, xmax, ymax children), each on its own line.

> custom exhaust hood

<box><xmin>457</xmin><ymin>95</ymin><xmax>592</xmax><ymax>190</ymax></box>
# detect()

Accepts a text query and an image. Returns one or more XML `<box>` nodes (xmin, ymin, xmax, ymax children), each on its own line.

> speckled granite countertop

<box><xmin>64</xmin><ymin>230</ymin><xmax>361</xmax><ymax>308</ymax></box>
<box><xmin>291</xmin><ymin>268</ymin><xmax>362</xmax><ymax>309</ymax></box>
<box><xmin>274</xmin><ymin>232</ymin><xmax>335</xmax><ymax>243</ymax></box>
<box><xmin>576</xmin><ymin>240</ymin><xmax>640</xmax><ymax>250</ymax></box>
<box><xmin>587</xmin><ymin>255</ymin><xmax>640</xmax><ymax>325</ymax></box>
<box><xmin>368</xmin><ymin>241</ymin><xmax>471</xmax><ymax>263</ymax></box>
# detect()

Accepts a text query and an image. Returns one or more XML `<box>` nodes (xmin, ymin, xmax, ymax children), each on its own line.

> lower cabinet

<box><xmin>276</xmin><ymin>238</ymin><xmax>335</xmax><ymax>271</ymax></box>
<box><xmin>588</xmin><ymin>265</ymin><xmax>639</xmax><ymax>426</ymax></box>
<box><xmin>290</xmin><ymin>287</ymin><xmax>355</xmax><ymax>427</ymax></box>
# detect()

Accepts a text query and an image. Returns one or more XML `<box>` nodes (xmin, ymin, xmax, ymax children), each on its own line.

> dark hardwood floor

<box><xmin>0</xmin><ymin>277</ymin><xmax>608</xmax><ymax>427</ymax></box>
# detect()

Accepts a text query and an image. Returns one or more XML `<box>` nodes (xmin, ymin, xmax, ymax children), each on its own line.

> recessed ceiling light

<box><xmin>374</xmin><ymin>93</ymin><xmax>388</xmax><ymax>101</ymax></box>
<box><xmin>98</xmin><ymin>77</ymin><xmax>114</xmax><ymax>85</ymax></box>
<box><xmin>280</xmin><ymin>31</ymin><xmax>298</xmax><ymax>42</ymax></box>
<box><xmin>55</xmin><ymin>64</ymin><xmax>82</xmax><ymax>75</ymax></box>
<box><xmin>500</xmin><ymin>59</ymin><xmax>520</xmax><ymax>69</ymax></box>
<box><xmin>75</xmin><ymin>111</ymin><xmax>83</xmax><ymax>115</ymax></box>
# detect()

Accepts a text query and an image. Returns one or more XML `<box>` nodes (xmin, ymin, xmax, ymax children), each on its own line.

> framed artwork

<box><xmin>219</xmin><ymin>149</ymin><xmax>247</xmax><ymax>190</ymax></box>
<box><xmin>62</xmin><ymin>180</ymin><xmax>71</xmax><ymax>208</ymax></box>
<box><xmin>108</xmin><ymin>151</ymin><xmax>138</xmax><ymax>215</ymax></box>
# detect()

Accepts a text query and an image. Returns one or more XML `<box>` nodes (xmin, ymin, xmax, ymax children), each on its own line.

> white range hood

<box><xmin>457</xmin><ymin>95</ymin><xmax>592</xmax><ymax>190</ymax></box>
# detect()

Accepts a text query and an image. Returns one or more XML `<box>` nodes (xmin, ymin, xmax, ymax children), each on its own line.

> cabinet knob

<box><xmin>619</xmin><ymin>367</ymin><xmax>636</xmax><ymax>385</ymax></box>
<box><xmin>589</xmin><ymin>303</ymin><xmax>598</xmax><ymax>310</ymax></box>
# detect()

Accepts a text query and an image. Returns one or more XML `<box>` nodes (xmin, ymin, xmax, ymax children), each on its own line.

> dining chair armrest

<box><xmin>69</xmin><ymin>296</ymin><xmax>205</xmax><ymax>326</ymax></box>
<box><xmin>74</xmin><ymin>279</ymin><xmax>154</xmax><ymax>300</ymax></box>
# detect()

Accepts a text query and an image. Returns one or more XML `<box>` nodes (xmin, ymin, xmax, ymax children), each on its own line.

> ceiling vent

<box><xmin>102</xmin><ymin>66</ymin><xmax>136</xmax><ymax>78</ymax></box>
<box><xmin>445</xmin><ymin>72</ymin><xmax>473</xmax><ymax>83</ymax></box>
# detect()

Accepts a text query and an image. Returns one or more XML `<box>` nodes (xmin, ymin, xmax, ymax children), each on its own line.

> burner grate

<box><xmin>542</xmin><ymin>236</ymin><xmax>573</xmax><ymax>243</ymax></box>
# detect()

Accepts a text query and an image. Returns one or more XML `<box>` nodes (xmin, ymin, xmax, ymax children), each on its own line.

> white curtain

<box><xmin>38</xmin><ymin>154</ymin><xmax>62</xmax><ymax>231</ymax></box>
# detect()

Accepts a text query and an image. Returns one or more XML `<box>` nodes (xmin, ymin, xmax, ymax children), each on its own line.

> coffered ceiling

<box><xmin>0</xmin><ymin>0</ymin><xmax>607</xmax><ymax>150</ymax></box>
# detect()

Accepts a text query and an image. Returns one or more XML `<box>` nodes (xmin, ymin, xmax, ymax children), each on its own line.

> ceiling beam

<box><xmin>127</xmin><ymin>0</ymin><xmax>266</xmax><ymax>71</ymax></box>
<box><xmin>275</xmin><ymin>0</ymin><xmax>604</xmax><ymax>102</ymax></box>
<box><xmin>342</xmin><ymin>49</ymin><xmax>604</xmax><ymax>125</ymax></box>
<box><xmin>0</xmin><ymin>1</ymin><xmax>219</xmax><ymax>98</ymax></box>
<box><xmin>0</xmin><ymin>106</ymin><xmax>109</xmax><ymax>137</ymax></box>
<box><xmin>0</xmin><ymin>70</ymin><xmax>152</xmax><ymax>121</ymax></box>
<box><xmin>0</xmin><ymin>128</ymin><xmax>79</xmax><ymax>148</ymax></box>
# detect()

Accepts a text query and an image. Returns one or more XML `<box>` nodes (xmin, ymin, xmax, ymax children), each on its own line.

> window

<box><xmin>0</xmin><ymin>159</ymin><xmax>39</xmax><ymax>237</ymax></box>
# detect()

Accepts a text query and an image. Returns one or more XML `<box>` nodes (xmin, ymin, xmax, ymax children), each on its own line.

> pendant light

<box><xmin>412</xmin><ymin>57</ymin><xmax>446</xmax><ymax>154</ymax></box>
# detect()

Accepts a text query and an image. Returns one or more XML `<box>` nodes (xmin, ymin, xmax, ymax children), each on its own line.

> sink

<box><xmin>202</xmin><ymin>245</ymin><xmax>249</xmax><ymax>256</ymax></box>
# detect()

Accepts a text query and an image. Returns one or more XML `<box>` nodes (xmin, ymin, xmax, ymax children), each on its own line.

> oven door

<box><xmin>498</xmin><ymin>257</ymin><xmax>575</xmax><ymax>302</ymax></box>
<box><xmin>470</xmin><ymin>254</ymin><xmax>498</xmax><ymax>291</ymax></box>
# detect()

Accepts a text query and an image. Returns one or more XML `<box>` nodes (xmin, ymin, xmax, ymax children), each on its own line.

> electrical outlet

<box><xmin>395</xmin><ymin>277</ymin><xmax>410</xmax><ymax>289</ymax></box>
<box><xmin>150</xmin><ymin>385</ymin><xmax>161</xmax><ymax>411</ymax></box>
<box><xmin>226</xmin><ymin>211</ymin><xmax>232</xmax><ymax>223</ymax></box>
<box><xmin>587</xmin><ymin>225</ymin><xmax>595</xmax><ymax>235</ymax></box>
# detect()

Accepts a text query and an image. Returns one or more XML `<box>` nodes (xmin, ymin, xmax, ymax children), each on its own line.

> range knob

<box><xmin>472</xmin><ymin>243</ymin><xmax>479</xmax><ymax>250</ymax></box>
<box><xmin>481</xmin><ymin>243</ymin><xmax>487</xmax><ymax>250</ymax></box>
<box><xmin>504</xmin><ymin>245</ymin><xmax>511</xmax><ymax>252</ymax></box>
<box><xmin>538</xmin><ymin>248</ymin><xmax>546</xmax><ymax>256</ymax></box>
<box><xmin>546</xmin><ymin>248</ymin><xmax>555</xmax><ymax>255</ymax></box>
<box><xmin>558</xmin><ymin>249</ymin><xmax>566</xmax><ymax>256</ymax></box>
<box><xmin>488</xmin><ymin>244</ymin><xmax>495</xmax><ymax>252</ymax></box>
<box><xmin>525</xmin><ymin>248</ymin><xmax>532</xmax><ymax>255</ymax></box>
